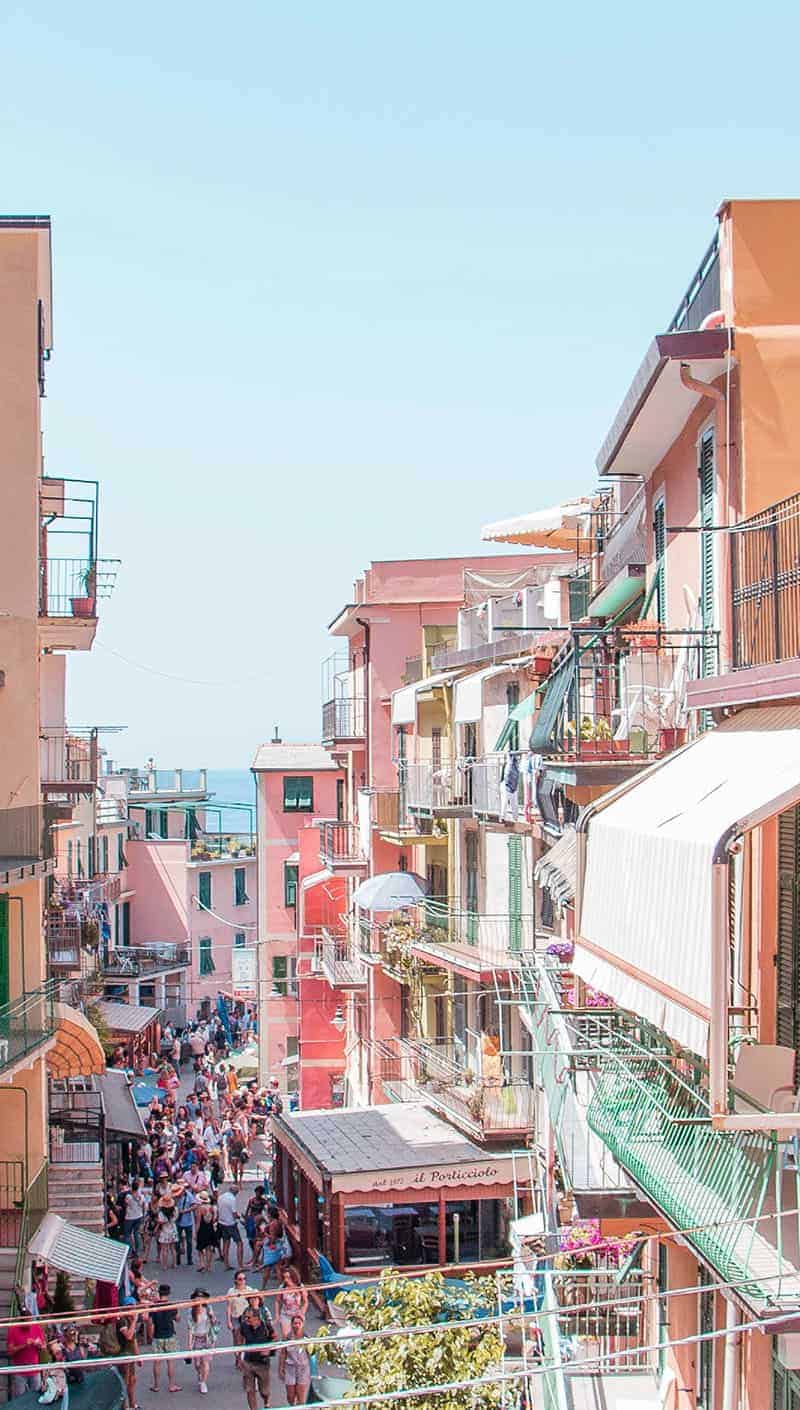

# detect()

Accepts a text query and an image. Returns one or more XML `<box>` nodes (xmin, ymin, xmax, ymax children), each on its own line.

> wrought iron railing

<box><xmin>190</xmin><ymin>832</ymin><xmax>255</xmax><ymax>860</ymax></box>
<box><xmin>379</xmin><ymin>1036</ymin><xmax>535</xmax><ymax>1137</ymax></box>
<box><xmin>321</xmin><ymin>696</ymin><xmax>366</xmax><ymax>742</ymax></box>
<box><xmin>319</xmin><ymin>820</ymin><xmax>365</xmax><ymax>868</ymax></box>
<box><xmin>49</xmin><ymin>1087</ymin><xmax>104</xmax><ymax>1165</ymax></box>
<box><xmin>539</xmin><ymin>626</ymin><xmax>719</xmax><ymax>761</ymax></box>
<box><xmin>403</xmin><ymin>903</ymin><xmax>537</xmax><ymax>964</ymax></box>
<box><xmin>470</xmin><ymin>754</ymin><xmax>521</xmax><ymax>817</ymax></box>
<box><xmin>0</xmin><ymin>804</ymin><xmax>56</xmax><ymax>863</ymax></box>
<box><xmin>38</xmin><ymin>557</ymin><xmax>119</xmax><ymax>617</ymax></box>
<box><xmin>0</xmin><ymin>985</ymin><xmax>58</xmax><ymax>1076</ymax></box>
<box><xmin>103</xmin><ymin>943</ymin><xmax>190</xmax><ymax>977</ymax></box>
<box><xmin>668</xmin><ymin>234</ymin><xmax>720</xmax><ymax>333</ymax></box>
<box><xmin>319</xmin><ymin>928</ymin><xmax>367</xmax><ymax>987</ymax></box>
<box><xmin>0</xmin><ymin>1159</ymin><xmax>25</xmax><ymax>1247</ymax></box>
<box><xmin>731</xmin><ymin>490</ymin><xmax>800</xmax><ymax>669</ymax></box>
<box><xmin>50</xmin><ymin>872</ymin><xmax>122</xmax><ymax>909</ymax></box>
<box><xmin>39</xmin><ymin>727</ymin><xmax>98</xmax><ymax>789</ymax></box>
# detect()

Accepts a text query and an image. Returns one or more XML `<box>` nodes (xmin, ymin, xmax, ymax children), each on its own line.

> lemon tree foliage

<box><xmin>315</xmin><ymin>1270</ymin><xmax>514</xmax><ymax>1410</ymax></box>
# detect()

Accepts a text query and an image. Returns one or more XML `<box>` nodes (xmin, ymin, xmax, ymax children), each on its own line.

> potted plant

<box><xmin>658</xmin><ymin>725</ymin><xmax>687</xmax><ymax>752</ymax></box>
<box><xmin>70</xmin><ymin>564</ymin><xmax>97</xmax><ymax>618</ymax></box>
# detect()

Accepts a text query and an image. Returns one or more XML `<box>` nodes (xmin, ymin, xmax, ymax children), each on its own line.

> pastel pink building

<box><xmin>251</xmin><ymin>742</ymin><xmax>344</xmax><ymax>1086</ymax></box>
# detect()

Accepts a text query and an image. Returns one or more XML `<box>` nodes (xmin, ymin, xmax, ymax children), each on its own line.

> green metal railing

<box><xmin>12</xmin><ymin>1161</ymin><xmax>49</xmax><ymax>1312</ymax></box>
<box><xmin>0</xmin><ymin>984</ymin><xmax>58</xmax><ymax>1077</ymax></box>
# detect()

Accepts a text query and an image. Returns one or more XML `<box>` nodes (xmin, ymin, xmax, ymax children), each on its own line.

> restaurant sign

<box><xmin>231</xmin><ymin>947</ymin><xmax>257</xmax><ymax>998</ymax></box>
<box><xmin>333</xmin><ymin>1158</ymin><xmax>514</xmax><ymax>1196</ymax></box>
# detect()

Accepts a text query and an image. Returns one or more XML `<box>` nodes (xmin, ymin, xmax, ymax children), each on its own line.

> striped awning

<box><xmin>47</xmin><ymin>1003</ymin><xmax>106</xmax><ymax>1080</ymax></box>
<box><xmin>28</xmin><ymin>1213</ymin><xmax>128</xmax><ymax>1284</ymax></box>
<box><xmin>534</xmin><ymin>828</ymin><xmax>577</xmax><ymax>909</ymax></box>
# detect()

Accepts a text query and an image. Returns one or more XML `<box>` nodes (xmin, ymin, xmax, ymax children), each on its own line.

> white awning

<box><xmin>391</xmin><ymin>671</ymin><xmax>455</xmax><ymax>726</ymax></box>
<box><xmin>28</xmin><ymin>1213</ymin><xmax>128</xmax><ymax>1285</ymax></box>
<box><xmin>535</xmin><ymin>827</ymin><xmax>577</xmax><ymax>909</ymax></box>
<box><xmin>481</xmin><ymin>498</ymin><xmax>594</xmax><ymax>549</ymax></box>
<box><xmin>453</xmin><ymin>662</ymin><xmax>526</xmax><ymax>724</ymax></box>
<box><xmin>578</xmin><ymin>705</ymin><xmax>800</xmax><ymax>1054</ymax></box>
<box><xmin>300</xmin><ymin>868</ymin><xmax>334</xmax><ymax>892</ymax></box>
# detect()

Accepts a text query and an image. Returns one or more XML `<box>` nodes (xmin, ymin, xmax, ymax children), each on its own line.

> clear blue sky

<box><xmin>7</xmin><ymin>3</ymin><xmax>799</xmax><ymax>766</ymax></box>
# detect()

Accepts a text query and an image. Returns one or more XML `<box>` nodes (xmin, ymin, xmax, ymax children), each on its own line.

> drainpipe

<box><xmin>679</xmin><ymin>362</ymin><xmax>725</xmax><ymax>403</ymax></box>
<box><xmin>721</xmin><ymin>1298</ymin><xmax>741</xmax><ymax>1410</ymax></box>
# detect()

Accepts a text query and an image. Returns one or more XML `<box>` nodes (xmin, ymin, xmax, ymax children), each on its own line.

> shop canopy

<box><xmin>481</xmin><ymin>497</ymin><xmax>595</xmax><ymax>550</ymax></box>
<box><xmin>391</xmin><ymin>671</ymin><xmax>456</xmax><ymax>727</ymax></box>
<box><xmin>534</xmin><ymin>827</ymin><xmax>577</xmax><ymax>909</ymax></box>
<box><xmin>272</xmin><ymin>1102</ymin><xmax>516</xmax><ymax>1196</ymax></box>
<box><xmin>28</xmin><ymin>1213</ymin><xmax>129</xmax><ymax>1285</ymax></box>
<box><xmin>577</xmin><ymin>705</ymin><xmax>800</xmax><ymax>1055</ymax></box>
<box><xmin>94</xmin><ymin>1000</ymin><xmax>162</xmax><ymax>1034</ymax></box>
<box><xmin>96</xmin><ymin>1070</ymin><xmax>146</xmax><ymax>1138</ymax></box>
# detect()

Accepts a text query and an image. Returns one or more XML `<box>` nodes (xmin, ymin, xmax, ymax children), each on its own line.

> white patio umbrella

<box><xmin>351</xmin><ymin>871</ymin><xmax>428</xmax><ymax>911</ymax></box>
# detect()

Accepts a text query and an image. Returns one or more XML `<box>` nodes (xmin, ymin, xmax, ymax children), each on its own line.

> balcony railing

<box><xmin>0</xmin><ymin>984</ymin><xmax>58</xmax><ymax>1076</ymax></box>
<box><xmin>667</xmin><ymin>233</ymin><xmax>720</xmax><ymax>334</ymax></box>
<box><xmin>538</xmin><ymin>626</ymin><xmax>719</xmax><ymax>761</ymax></box>
<box><xmin>731</xmin><ymin>490</ymin><xmax>800</xmax><ymax>669</ymax></box>
<box><xmin>378</xmin><ymin>906</ymin><xmax>536</xmax><ymax>973</ymax></box>
<box><xmin>319</xmin><ymin>820</ymin><xmax>366</xmax><ymax>869</ymax></box>
<box><xmin>321</xmin><ymin>696</ymin><xmax>366</xmax><ymax>744</ymax></box>
<box><xmin>318</xmin><ymin>927</ymin><xmax>367</xmax><ymax>988</ymax></box>
<box><xmin>379</xmin><ymin>1036</ymin><xmax>535</xmax><ymax>1139</ymax></box>
<box><xmin>51</xmin><ymin>872</ymin><xmax>122</xmax><ymax>911</ymax></box>
<box><xmin>40</xmin><ymin>728</ymin><xmax>98</xmax><ymax>792</ymax></box>
<box><xmin>403</xmin><ymin>762</ymin><xmax>464</xmax><ymax>815</ymax></box>
<box><xmin>191</xmin><ymin>832</ymin><xmax>255</xmax><ymax>860</ymax></box>
<box><xmin>103</xmin><ymin>943</ymin><xmax>190</xmax><ymax>977</ymax></box>
<box><xmin>0</xmin><ymin>804</ymin><xmax>56</xmax><ymax>866</ymax></box>
<box><xmin>126</xmin><ymin>768</ymin><xmax>208</xmax><ymax>795</ymax></box>
<box><xmin>38</xmin><ymin>557</ymin><xmax>119</xmax><ymax>618</ymax></box>
<box><xmin>470</xmin><ymin>754</ymin><xmax>518</xmax><ymax>817</ymax></box>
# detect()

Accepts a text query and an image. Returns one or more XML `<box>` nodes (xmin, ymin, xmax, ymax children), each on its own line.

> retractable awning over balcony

<box><xmin>577</xmin><ymin>705</ymin><xmax>800</xmax><ymax>1058</ymax></box>
<box><xmin>535</xmin><ymin>827</ymin><xmax>577</xmax><ymax>909</ymax></box>
<box><xmin>481</xmin><ymin>497</ymin><xmax>594</xmax><ymax>549</ymax></box>
<box><xmin>391</xmin><ymin>671</ymin><xmax>456</xmax><ymax>726</ymax></box>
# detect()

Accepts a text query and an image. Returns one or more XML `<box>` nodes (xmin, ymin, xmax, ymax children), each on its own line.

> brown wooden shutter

<box><xmin>776</xmin><ymin>806</ymin><xmax>800</xmax><ymax>1053</ymax></box>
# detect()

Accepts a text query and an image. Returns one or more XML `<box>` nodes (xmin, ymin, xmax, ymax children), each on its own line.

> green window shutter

<box><xmin>159</xmin><ymin>810</ymin><xmax>169</xmax><ymax>838</ymax></box>
<box><xmin>777</xmin><ymin>806</ymin><xmax>800</xmax><ymax>1066</ymax></box>
<box><xmin>0</xmin><ymin>894</ymin><xmax>8</xmax><ymax>1008</ymax></box>
<box><xmin>67</xmin><ymin>840</ymin><xmax>73</xmax><ymax>877</ymax></box>
<box><xmin>87</xmin><ymin>835</ymin><xmax>96</xmax><ymax>878</ymax></box>
<box><xmin>199</xmin><ymin>936</ymin><xmax>215</xmax><ymax>975</ymax></box>
<box><xmin>465</xmin><ymin>832</ymin><xmax>479</xmax><ymax>945</ymax></box>
<box><xmin>101</xmin><ymin>836</ymin><xmax>109</xmax><ymax>873</ymax></box>
<box><xmin>234</xmin><ymin>931</ymin><xmax>246</xmax><ymax>948</ymax></box>
<box><xmin>653</xmin><ymin>499</ymin><xmax>666</xmax><ymax>624</ymax></box>
<box><xmin>508</xmin><ymin>835</ymin><xmax>522</xmax><ymax>952</ymax></box>
<box><xmin>284</xmin><ymin>864</ymin><xmax>298</xmax><ymax>908</ymax></box>
<box><xmin>76</xmin><ymin>840</ymin><xmax>83</xmax><ymax>877</ymax></box>
<box><xmin>198</xmin><ymin>871</ymin><xmax>212</xmax><ymax>911</ymax></box>
<box><xmin>506</xmin><ymin>682</ymin><xmax>520</xmax><ymax>754</ymax></box>
<box><xmin>283</xmin><ymin>776</ymin><xmax>314</xmax><ymax>812</ymax></box>
<box><xmin>272</xmin><ymin>954</ymin><xmax>288</xmax><ymax>996</ymax></box>
<box><xmin>568</xmin><ymin>571</ymin><xmax>590</xmax><ymax>622</ymax></box>
<box><xmin>234</xmin><ymin>866</ymin><xmax>247</xmax><ymax>906</ymax></box>
<box><xmin>117</xmin><ymin>832</ymin><xmax>125</xmax><ymax>871</ymax></box>
<box><xmin>699</xmin><ymin>429</ymin><xmax>716</xmax><ymax>676</ymax></box>
<box><xmin>145</xmin><ymin>809</ymin><xmax>154</xmax><ymax>837</ymax></box>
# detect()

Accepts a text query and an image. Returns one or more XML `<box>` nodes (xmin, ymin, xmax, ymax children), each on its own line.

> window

<box><xmin>336</xmin><ymin>778</ymin><xmax>345</xmax><ymax>822</ymax></box>
<box><xmin>198</xmin><ymin>871</ymin><xmax>212</xmax><ymax>911</ymax></box>
<box><xmin>119</xmin><ymin>900</ymin><xmax>131</xmax><ymax>947</ymax></box>
<box><xmin>87</xmin><ymin>835</ymin><xmax>96</xmax><ymax>878</ymax></box>
<box><xmin>159</xmin><ymin>809</ymin><xmax>169</xmax><ymax>838</ymax></box>
<box><xmin>184</xmin><ymin>808</ymin><xmax>198</xmax><ymax>841</ymax></box>
<box><xmin>271</xmin><ymin>954</ymin><xmax>297</xmax><ymax>997</ymax></box>
<box><xmin>426</xmin><ymin>863</ymin><xmax>447</xmax><ymax>929</ymax></box>
<box><xmin>234</xmin><ymin>931</ymin><xmax>246</xmax><ymax>948</ymax></box>
<box><xmin>67</xmin><ymin>841</ymin><xmax>73</xmax><ymax>877</ymax></box>
<box><xmin>101</xmin><ymin>835</ymin><xmax>109</xmax><ymax>873</ymax></box>
<box><xmin>76</xmin><ymin>840</ymin><xmax>83</xmax><ymax>877</ymax></box>
<box><xmin>568</xmin><ymin>570</ymin><xmax>590</xmax><ymax>622</ymax></box>
<box><xmin>431</xmin><ymin>727</ymin><xmax>442</xmax><ymax>773</ymax></box>
<box><xmin>653</xmin><ymin>496</ymin><xmax>666</xmax><ymax>624</ymax></box>
<box><xmin>199</xmin><ymin>936</ymin><xmax>215</xmax><ymax>975</ymax></box>
<box><xmin>284</xmin><ymin>863</ymin><xmax>298</xmax><ymax>908</ymax></box>
<box><xmin>145</xmin><ymin>809</ymin><xmax>155</xmax><ymax>837</ymax></box>
<box><xmin>777</xmin><ymin>805</ymin><xmax>800</xmax><ymax>1076</ymax></box>
<box><xmin>283</xmin><ymin>776</ymin><xmax>313</xmax><ymax>812</ymax></box>
<box><xmin>234</xmin><ymin>866</ymin><xmax>248</xmax><ymax>906</ymax></box>
<box><xmin>506</xmin><ymin>683</ymin><xmax>520</xmax><ymax>754</ymax></box>
<box><xmin>117</xmin><ymin>832</ymin><xmax>126</xmax><ymax>871</ymax></box>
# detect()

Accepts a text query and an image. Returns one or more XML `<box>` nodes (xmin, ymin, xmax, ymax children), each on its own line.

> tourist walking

<box><xmin>187</xmin><ymin>1289</ymin><xmax>218</xmax><ymax>1396</ymax></box>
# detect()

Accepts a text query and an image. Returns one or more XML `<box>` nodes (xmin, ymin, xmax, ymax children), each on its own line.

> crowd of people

<box><xmin>8</xmin><ymin>1012</ymin><xmax>315</xmax><ymax>1408</ymax></box>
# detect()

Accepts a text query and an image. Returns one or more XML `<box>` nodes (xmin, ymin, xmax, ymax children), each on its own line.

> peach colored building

<box><xmin>251</xmin><ymin>742</ymin><xmax>344</xmax><ymax>1086</ymax></box>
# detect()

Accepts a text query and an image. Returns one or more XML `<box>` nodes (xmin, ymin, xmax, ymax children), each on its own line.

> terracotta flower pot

<box><xmin>70</xmin><ymin>596</ymin><xmax>96</xmax><ymax>618</ymax></box>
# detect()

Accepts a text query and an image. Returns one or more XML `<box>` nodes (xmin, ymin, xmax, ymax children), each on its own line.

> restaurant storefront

<box><xmin>271</xmin><ymin>1102</ymin><xmax>518</xmax><ymax>1274</ymax></box>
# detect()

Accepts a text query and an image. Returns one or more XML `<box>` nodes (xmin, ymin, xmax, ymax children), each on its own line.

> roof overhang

<box><xmin>596</xmin><ymin>328</ymin><xmax>732</xmax><ymax>480</ymax></box>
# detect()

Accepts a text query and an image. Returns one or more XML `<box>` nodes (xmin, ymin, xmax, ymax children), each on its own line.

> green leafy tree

<box><xmin>315</xmin><ymin>1270</ymin><xmax>514</xmax><ymax>1410</ymax></box>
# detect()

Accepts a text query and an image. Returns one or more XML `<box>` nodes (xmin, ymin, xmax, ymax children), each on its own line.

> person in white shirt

<box><xmin>123</xmin><ymin>1180</ymin><xmax>146</xmax><ymax>1253</ymax></box>
<box><xmin>217</xmin><ymin>1186</ymin><xmax>244</xmax><ymax>1270</ymax></box>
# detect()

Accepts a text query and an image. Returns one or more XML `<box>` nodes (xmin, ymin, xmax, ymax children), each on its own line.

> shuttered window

<box><xmin>426</xmin><ymin>862</ymin><xmax>448</xmax><ymax>929</ymax></box>
<box><xmin>0</xmin><ymin>894</ymin><xmax>8</xmax><ymax>1008</ymax></box>
<box><xmin>431</xmin><ymin>727</ymin><xmax>442</xmax><ymax>773</ymax></box>
<box><xmin>465</xmin><ymin>832</ymin><xmax>479</xmax><ymax>945</ymax></box>
<box><xmin>653</xmin><ymin>497</ymin><xmax>666</xmax><ymax>623</ymax></box>
<box><xmin>284</xmin><ymin>863</ymin><xmax>298</xmax><ymax>908</ymax></box>
<box><xmin>506</xmin><ymin>683</ymin><xmax>520</xmax><ymax>754</ymax></box>
<box><xmin>283</xmin><ymin>776</ymin><xmax>314</xmax><ymax>812</ymax></box>
<box><xmin>777</xmin><ymin>806</ymin><xmax>800</xmax><ymax>1066</ymax></box>
<box><xmin>234</xmin><ymin>866</ymin><xmax>248</xmax><ymax>906</ymax></box>
<box><xmin>699</xmin><ymin>428</ymin><xmax>716</xmax><ymax>675</ymax></box>
<box><xmin>199</xmin><ymin>936</ymin><xmax>215</xmax><ymax>975</ymax></box>
<box><xmin>198</xmin><ymin>871</ymin><xmax>212</xmax><ymax>911</ymax></box>
<box><xmin>773</xmin><ymin>1353</ymin><xmax>800</xmax><ymax>1410</ymax></box>
<box><xmin>508</xmin><ymin>835</ymin><xmax>522</xmax><ymax>952</ymax></box>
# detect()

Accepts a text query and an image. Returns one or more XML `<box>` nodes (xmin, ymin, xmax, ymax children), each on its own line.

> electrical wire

<box><xmin>94</xmin><ymin>642</ymin><xmax>270</xmax><ymax>690</ymax></box>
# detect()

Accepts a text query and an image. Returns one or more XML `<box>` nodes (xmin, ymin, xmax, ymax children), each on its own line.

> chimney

<box><xmin>272</xmin><ymin>725</ymin><xmax>282</xmax><ymax>744</ymax></box>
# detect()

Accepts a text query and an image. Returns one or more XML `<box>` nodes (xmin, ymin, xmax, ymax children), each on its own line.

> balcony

<box><xmin>321</xmin><ymin>696</ymin><xmax>366</xmax><ymax>748</ymax></box>
<box><xmin>731</xmin><ymin>490</ymin><xmax>800</xmax><ymax>670</ymax></box>
<box><xmin>0</xmin><ymin>984</ymin><xmax>58</xmax><ymax>1077</ymax></box>
<box><xmin>38</xmin><ymin>477</ymin><xmax>119</xmax><ymax>650</ymax></box>
<box><xmin>434</xmin><ymin>591</ymin><xmax>566</xmax><ymax>673</ymax></box>
<box><xmin>403</xmin><ymin>761</ymin><xmax>469</xmax><ymax>817</ymax></box>
<box><xmin>535</xmin><ymin>626</ymin><xmax>719</xmax><ymax>773</ymax></box>
<box><xmin>667</xmin><ymin>231</ymin><xmax>720</xmax><ymax>334</ymax></box>
<box><xmin>0</xmin><ymin>804</ymin><xmax>57</xmax><ymax>887</ymax></box>
<box><xmin>102</xmin><ymin>943</ymin><xmax>190</xmax><ymax>978</ymax></box>
<box><xmin>190</xmin><ymin>831</ymin><xmax>255</xmax><ymax>861</ymax></box>
<box><xmin>319</xmin><ymin>820</ymin><xmax>367</xmax><ymax>873</ymax></box>
<box><xmin>377</xmin><ymin>906</ymin><xmax>536</xmax><ymax>978</ymax></box>
<box><xmin>379</xmin><ymin>1036</ymin><xmax>535</xmax><ymax>1141</ymax></box>
<box><xmin>126</xmin><ymin>767</ymin><xmax>209</xmax><ymax>798</ymax></box>
<box><xmin>317</xmin><ymin>927</ymin><xmax>367</xmax><ymax>989</ymax></box>
<box><xmin>40</xmin><ymin>727</ymin><xmax>98</xmax><ymax>803</ymax></box>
